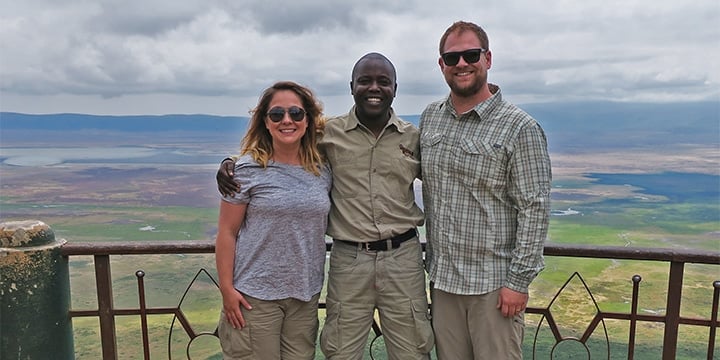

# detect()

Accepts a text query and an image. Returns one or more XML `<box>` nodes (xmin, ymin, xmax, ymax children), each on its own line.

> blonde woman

<box><xmin>215</xmin><ymin>81</ymin><xmax>331</xmax><ymax>359</ymax></box>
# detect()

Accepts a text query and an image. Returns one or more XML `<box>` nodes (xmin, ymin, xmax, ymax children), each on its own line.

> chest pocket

<box><xmin>420</xmin><ymin>133</ymin><xmax>443</xmax><ymax>175</ymax></box>
<box><xmin>330</xmin><ymin>147</ymin><xmax>362</xmax><ymax>198</ymax></box>
<box><xmin>453</xmin><ymin>138</ymin><xmax>508</xmax><ymax>191</ymax></box>
<box><xmin>421</xmin><ymin>133</ymin><xmax>443</xmax><ymax>147</ymax></box>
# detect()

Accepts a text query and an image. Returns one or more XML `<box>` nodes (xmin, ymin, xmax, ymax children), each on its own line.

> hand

<box><xmin>497</xmin><ymin>287</ymin><xmax>528</xmax><ymax>318</ymax></box>
<box><xmin>217</xmin><ymin>158</ymin><xmax>240</xmax><ymax>197</ymax></box>
<box><xmin>221</xmin><ymin>287</ymin><xmax>253</xmax><ymax>329</ymax></box>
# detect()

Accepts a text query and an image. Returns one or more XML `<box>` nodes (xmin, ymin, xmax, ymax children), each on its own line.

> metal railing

<box><xmin>61</xmin><ymin>241</ymin><xmax>720</xmax><ymax>360</ymax></box>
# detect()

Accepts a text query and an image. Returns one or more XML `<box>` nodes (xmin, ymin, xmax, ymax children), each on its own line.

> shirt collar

<box><xmin>442</xmin><ymin>83</ymin><xmax>503</xmax><ymax>120</ymax></box>
<box><xmin>344</xmin><ymin>106</ymin><xmax>404</xmax><ymax>133</ymax></box>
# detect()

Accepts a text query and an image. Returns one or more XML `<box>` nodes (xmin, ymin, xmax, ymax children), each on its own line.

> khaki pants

<box><xmin>431</xmin><ymin>288</ymin><xmax>524</xmax><ymax>360</ymax></box>
<box><xmin>218</xmin><ymin>293</ymin><xmax>320</xmax><ymax>360</ymax></box>
<box><xmin>320</xmin><ymin>238</ymin><xmax>434</xmax><ymax>360</ymax></box>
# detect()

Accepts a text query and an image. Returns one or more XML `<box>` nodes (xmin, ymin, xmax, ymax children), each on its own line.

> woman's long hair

<box><xmin>240</xmin><ymin>81</ymin><xmax>325</xmax><ymax>175</ymax></box>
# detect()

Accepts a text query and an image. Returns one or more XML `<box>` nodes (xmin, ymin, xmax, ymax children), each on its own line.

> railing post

<box><xmin>628</xmin><ymin>274</ymin><xmax>641</xmax><ymax>360</ymax></box>
<box><xmin>0</xmin><ymin>220</ymin><xmax>75</xmax><ymax>359</ymax></box>
<box><xmin>95</xmin><ymin>254</ymin><xmax>118</xmax><ymax>360</ymax></box>
<box><xmin>662</xmin><ymin>261</ymin><xmax>684</xmax><ymax>360</ymax></box>
<box><xmin>708</xmin><ymin>281</ymin><xmax>719</xmax><ymax>360</ymax></box>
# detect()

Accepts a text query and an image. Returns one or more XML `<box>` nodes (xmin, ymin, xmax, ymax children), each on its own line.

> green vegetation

<box><xmin>4</xmin><ymin>204</ymin><xmax>219</xmax><ymax>241</ymax></box>
<box><xmin>3</xmin><ymin>170</ymin><xmax>718</xmax><ymax>359</ymax></box>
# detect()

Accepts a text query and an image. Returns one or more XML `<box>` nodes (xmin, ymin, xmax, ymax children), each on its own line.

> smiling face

<box><xmin>440</xmin><ymin>29</ymin><xmax>492</xmax><ymax>100</ymax></box>
<box><xmin>264</xmin><ymin>90</ymin><xmax>308</xmax><ymax>150</ymax></box>
<box><xmin>350</xmin><ymin>55</ymin><xmax>397</xmax><ymax>123</ymax></box>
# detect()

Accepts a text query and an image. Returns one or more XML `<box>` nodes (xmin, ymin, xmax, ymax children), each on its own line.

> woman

<box><xmin>215</xmin><ymin>81</ymin><xmax>331</xmax><ymax>359</ymax></box>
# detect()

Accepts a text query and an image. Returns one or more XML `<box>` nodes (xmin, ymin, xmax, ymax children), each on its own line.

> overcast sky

<box><xmin>1</xmin><ymin>0</ymin><xmax>718</xmax><ymax>116</ymax></box>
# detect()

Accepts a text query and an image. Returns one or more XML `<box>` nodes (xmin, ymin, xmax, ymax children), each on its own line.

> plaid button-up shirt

<box><xmin>420</xmin><ymin>84</ymin><xmax>551</xmax><ymax>295</ymax></box>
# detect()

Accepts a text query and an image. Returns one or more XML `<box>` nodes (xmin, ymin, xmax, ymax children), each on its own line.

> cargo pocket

<box><xmin>411</xmin><ymin>299</ymin><xmax>435</xmax><ymax>353</ymax></box>
<box><xmin>320</xmin><ymin>300</ymin><xmax>341</xmax><ymax>356</ymax></box>
<box><xmin>217</xmin><ymin>310</ymin><xmax>253</xmax><ymax>358</ymax></box>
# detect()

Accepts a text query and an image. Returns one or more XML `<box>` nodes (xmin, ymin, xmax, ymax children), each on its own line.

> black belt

<box><xmin>335</xmin><ymin>229</ymin><xmax>417</xmax><ymax>251</ymax></box>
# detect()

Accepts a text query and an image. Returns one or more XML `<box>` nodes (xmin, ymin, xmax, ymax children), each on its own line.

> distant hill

<box><xmin>521</xmin><ymin>101</ymin><xmax>719</xmax><ymax>151</ymax></box>
<box><xmin>1</xmin><ymin>101</ymin><xmax>717</xmax><ymax>152</ymax></box>
<box><xmin>0</xmin><ymin>112</ymin><xmax>250</xmax><ymax>133</ymax></box>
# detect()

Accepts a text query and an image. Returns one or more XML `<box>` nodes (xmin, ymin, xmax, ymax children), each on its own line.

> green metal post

<box><xmin>0</xmin><ymin>220</ymin><xmax>74</xmax><ymax>359</ymax></box>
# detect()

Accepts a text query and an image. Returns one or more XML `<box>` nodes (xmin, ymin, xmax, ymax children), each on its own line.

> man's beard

<box><xmin>447</xmin><ymin>76</ymin><xmax>484</xmax><ymax>98</ymax></box>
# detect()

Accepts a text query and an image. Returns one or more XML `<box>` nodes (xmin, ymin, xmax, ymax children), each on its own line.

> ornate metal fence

<box><xmin>59</xmin><ymin>241</ymin><xmax>719</xmax><ymax>360</ymax></box>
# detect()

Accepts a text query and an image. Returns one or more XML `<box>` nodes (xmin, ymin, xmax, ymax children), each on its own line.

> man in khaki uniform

<box><xmin>217</xmin><ymin>53</ymin><xmax>434</xmax><ymax>359</ymax></box>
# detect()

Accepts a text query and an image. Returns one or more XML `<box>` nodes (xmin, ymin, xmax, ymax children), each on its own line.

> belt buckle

<box><xmin>364</xmin><ymin>242</ymin><xmax>372</xmax><ymax>252</ymax></box>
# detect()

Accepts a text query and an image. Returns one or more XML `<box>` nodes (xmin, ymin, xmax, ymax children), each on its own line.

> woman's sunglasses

<box><xmin>267</xmin><ymin>106</ymin><xmax>306</xmax><ymax>122</ymax></box>
<box><xmin>441</xmin><ymin>48</ymin><xmax>487</xmax><ymax>66</ymax></box>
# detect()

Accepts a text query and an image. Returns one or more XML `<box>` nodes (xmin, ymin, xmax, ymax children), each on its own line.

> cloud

<box><xmin>0</xmin><ymin>0</ymin><xmax>718</xmax><ymax>115</ymax></box>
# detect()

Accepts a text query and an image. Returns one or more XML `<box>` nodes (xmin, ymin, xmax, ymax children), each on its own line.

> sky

<box><xmin>1</xmin><ymin>0</ymin><xmax>718</xmax><ymax>116</ymax></box>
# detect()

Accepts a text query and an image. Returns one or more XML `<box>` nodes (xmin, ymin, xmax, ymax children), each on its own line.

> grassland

<box><xmin>1</xmin><ymin>145</ymin><xmax>719</xmax><ymax>359</ymax></box>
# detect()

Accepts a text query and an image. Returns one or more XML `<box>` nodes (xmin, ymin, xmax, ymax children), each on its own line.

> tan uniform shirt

<box><xmin>321</xmin><ymin>106</ymin><xmax>423</xmax><ymax>241</ymax></box>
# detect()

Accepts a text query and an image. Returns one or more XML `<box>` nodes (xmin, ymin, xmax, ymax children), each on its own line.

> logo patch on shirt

<box><xmin>399</xmin><ymin>144</ymin><xmax>414</xmax><ymax>158</ymax></box>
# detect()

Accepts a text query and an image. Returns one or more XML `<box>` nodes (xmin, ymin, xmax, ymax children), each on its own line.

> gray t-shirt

<box><xmin>222</xmin><ymin>154</ymin><xmax>332</xmax><ymax>301</ymax></box>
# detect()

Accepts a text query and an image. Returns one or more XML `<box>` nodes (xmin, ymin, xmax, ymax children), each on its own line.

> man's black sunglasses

<box><xmin>441</xmin><ymin>48</ymin><xmax>487</xmax><ymax>66</ymax></box>
<box><xmin>267</xmin><ymin>106</ymin><xmax>306</xmax><ymax>122</ymax></box>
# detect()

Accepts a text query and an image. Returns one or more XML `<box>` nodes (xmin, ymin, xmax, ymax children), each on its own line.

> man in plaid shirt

<box><xmin>420</xmin><ymin>20</ymin><xmax>552</xmax><ymax>360</ymax></box>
